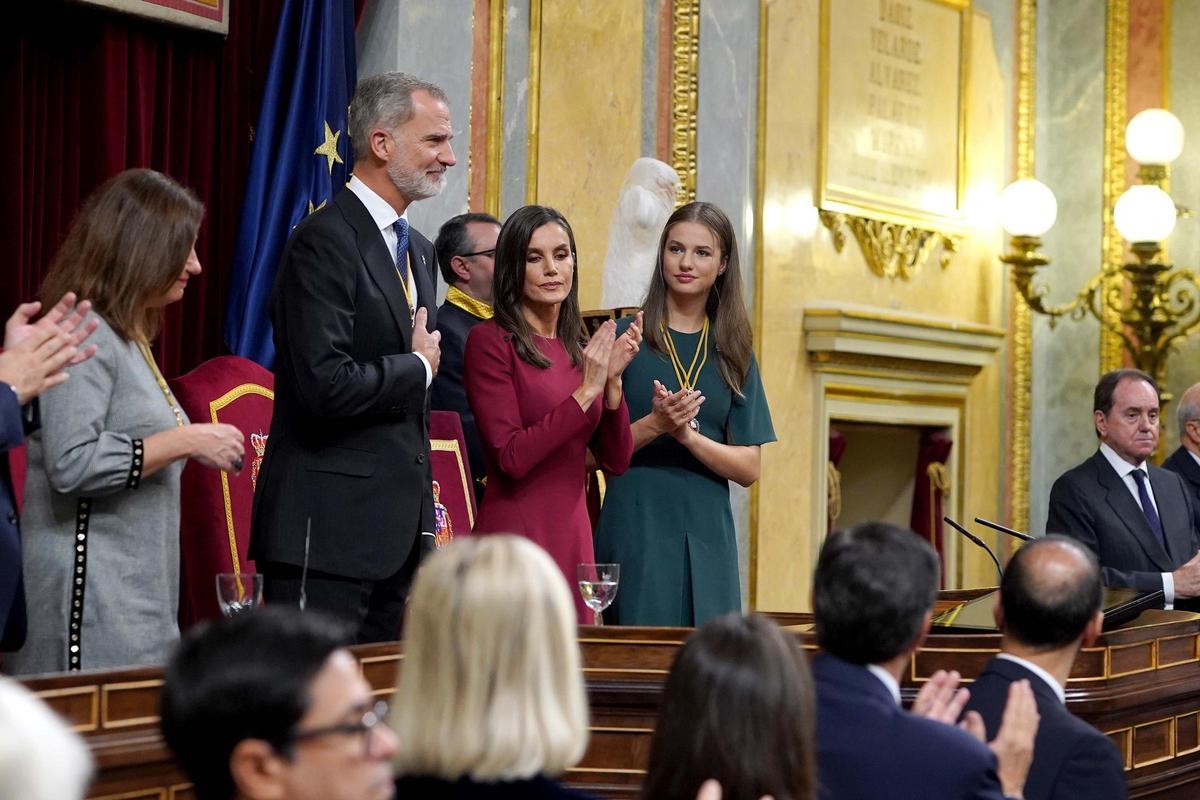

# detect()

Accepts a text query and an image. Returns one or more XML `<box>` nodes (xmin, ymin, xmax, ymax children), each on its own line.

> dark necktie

<box><xmin>392</xmin><ymin>218</ymin><xmax>410</xmax><ymax>287</ymax></box>
<box><xmin>1131</xmin><ymin>468</ymin><xmax>1167</xmax><ymax>548</ymax></box>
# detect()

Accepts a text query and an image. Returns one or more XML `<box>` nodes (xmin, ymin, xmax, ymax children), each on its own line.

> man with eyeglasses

<box><xmin>161</xmin><ymin>607</ymin><xmax>398</xmax><ymax>800</ymax></box>
<box><xmin>432</xmin><ymin>212</ymin><xmax>501</xmax><ymax>503</ymax></box>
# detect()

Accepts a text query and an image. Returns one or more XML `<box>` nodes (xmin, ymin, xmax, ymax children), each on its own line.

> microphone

<box><xmin>943</xmin><ymin>515</ymin><xmax>1002</xmax><ymax>583</ymax></box>
<box><xmin>973</xmin><ymin>516</ymin><xmax>1035</xmax><ymax>543</ymax></box>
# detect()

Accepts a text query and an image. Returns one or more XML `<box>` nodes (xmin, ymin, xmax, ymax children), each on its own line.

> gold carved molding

<box><xmin>526</xmin><ymin>0</ymin><xmax>543</xmax><ymax>204</ymax></box>
<box><xmin>748</xmin><ymin>0</ymin><xmax>768</xmax><ymax>609</ymax></box>
<box><xmin>483</xmin><ymin>0</ymin><xmax>506</xmax><ymax>216</ymax></box>
<box><xmin>819</xmin><ymin>211</ymin><xmax>959</xmax><ymax>280</ymax></box>
<box><xmin>670</xmin><ymin>0</ymin><xmax>699</xmax><ymax>206</ymax></box>
<box><xmin>1006</xmin><ymin>0</ymin><xmax>1037</xmax><ymax>535</ymax></box>
<box><xmin>1101</xmin><ymin>0</ymin><xmax>1130</xmax><ymax>372</ymax></box>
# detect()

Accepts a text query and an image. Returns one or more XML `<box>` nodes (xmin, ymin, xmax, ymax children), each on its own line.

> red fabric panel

<box><xmin>909</xmin><ymin>428</ymin><xmax>954</xmax><ymax>583</ymax></box>
<box><xmin>429</xmin><ymin>410</ymin><xmax>477</xmax><ymax>541</ymax></box>
<box><xmin>3</xmin><ymin>1</ymin><xmax>285</xmax><ymax>378</ymax></box>
<box><xmin>169</xmin><ymin>356</ymin><xmax>274</xmax><ymax>630</ymax></box>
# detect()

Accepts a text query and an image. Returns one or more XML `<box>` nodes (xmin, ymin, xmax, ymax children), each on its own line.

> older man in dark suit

<box><xmin>964</xmin><ymin>536</ymin><xmax>1126</xmax><ymax>800</ymax></box>
<box><xmin>1046</xmin><ymin>369</ymin><xmax>1200</xmax><ymax>607</ymax></box>
<box><xmin>812</xmin><ymin>521</ymin><xmax>1039</xmax><ymax>800</ymax></box>
<box><xmin>1163</xmin><ymin>383</ymin><xmax>1200</xmax><ymax>531</ymax></box>
<box><xmin>251</xmin><ymin>72</ymin><xmax>454</xmax><ymax>643</ymax></box>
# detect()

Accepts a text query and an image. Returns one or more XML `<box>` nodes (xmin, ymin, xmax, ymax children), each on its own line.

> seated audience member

<box><xmin>812</xmin><ymin>521</ymin><xmax>1039</xmax><ymax>800</ymax></box>
<box><xmin>160</xmin><ymin>607</ymin><xmax>397</xmax><ymax>800</ymax></box>
<box><xmin>1162</xmin><ymin>381</ymin><xmax>1200</xmax><ymax>528</ymax></box>
<box><xmin>963</xmin><ymin>536</ymin><xmax>1127</xmax><ymax>800</ymax></box>
<box><xmin>0</xmin><ymin>676</ymin><xmax>93</xmax><ymax>800</ymax></box>
<box><xmin>391</xmin><ymin>535</ymin><xmax>593</xmax><ymax>798</ymax></box>
<box><xmin>432</xmin><ymin>212</ymin><xmax>501</xmax><ymax>502</ymax></box>
<box><xmin>642</xmin><ymin>612</ymin><xmax>815</xmax><ymax>800</ymax></box>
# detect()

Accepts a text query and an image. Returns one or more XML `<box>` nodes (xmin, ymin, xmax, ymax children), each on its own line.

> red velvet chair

<box><xmin>169</xmin><ymin>356</ymin><xmax>274</xmax><ymax>630</ymax></box>
<box><xmin>429</xmin><ymin>410</ymin><xmax>476</xmax><ymax>542</ymax></box>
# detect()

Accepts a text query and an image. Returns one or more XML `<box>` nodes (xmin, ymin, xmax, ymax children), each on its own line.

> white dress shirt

<box><xmin>867</xmin><ymin>664</ymin><xmax>902</xmax><ymax>707</ymax></box>
<box><xmin>346</xmin><ymin>175</ymin><xmax>431</xmax><ymax>388</ymax></box>
<box><xmin>996</xmin><ymin>652</ymin><xmax>1065</xmax><ymax>704</ymax></box>
<box><xmin>1098</xmin><ymin>442</ymin><xmax>1174</xmax><ymax>607</ymax></box>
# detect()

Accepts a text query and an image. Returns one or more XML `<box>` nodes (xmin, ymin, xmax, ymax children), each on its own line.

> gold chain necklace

<box><xmin>136</xmin><ymin>341</ymin><xmax>185</xmax><ymax>428</ymax></box>
<box><xmin>660</xmin><ymin>319</ymin><xmax>709</xmax><ymax>431</ymax></box>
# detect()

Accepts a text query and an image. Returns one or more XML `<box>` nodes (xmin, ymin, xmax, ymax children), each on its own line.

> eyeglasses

<box><xmin>284</xmin><ymin>700</ymin><xmax>389</xmax><ymax>758</ymax></box>
<box><xmin>460</xmin><ymin>248</ymin><xmax>495</xmax><ymax>259</ymax></box>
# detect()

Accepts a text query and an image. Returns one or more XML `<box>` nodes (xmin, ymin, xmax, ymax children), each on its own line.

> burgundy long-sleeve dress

<box><xmin>464</xmin><ymin>320</ymin><xmax>633</xmax><ymax>622</ymax></box>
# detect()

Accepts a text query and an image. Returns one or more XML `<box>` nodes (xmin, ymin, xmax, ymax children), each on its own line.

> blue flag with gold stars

<box><xmin>224</xmin><ymin>0</ymin><xmax>357</xmax><ymax>366</ymax></box>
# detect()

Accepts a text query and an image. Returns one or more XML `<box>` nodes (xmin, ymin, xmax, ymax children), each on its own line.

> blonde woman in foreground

<box><xmin>390</xmin><ymin>535</ymin><xmax>594</xmax><ymax>799</ymax></box>
<box><xmin>0</xmin><ymin>677</ymin><xmax>92</xmax><ymax>799</ymax></box>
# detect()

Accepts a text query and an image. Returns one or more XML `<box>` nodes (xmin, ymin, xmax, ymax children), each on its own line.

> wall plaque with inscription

<box><xmin>818</xmin><ymin>0</ymin><xmax>969</xmax><ymax>231</ymax></box>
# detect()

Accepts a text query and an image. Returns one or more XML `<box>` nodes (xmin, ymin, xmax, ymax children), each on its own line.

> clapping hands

<box><xmin>573</xmin><ymin>313</ymin><xmax>643</xmax><ymax>412</ymax></box>
<box><xmin>0</xmin><ymin>293</ymin><xmax>100</xmax><ymax>404</ymax></box>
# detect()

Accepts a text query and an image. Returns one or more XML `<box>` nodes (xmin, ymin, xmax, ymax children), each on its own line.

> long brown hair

<box><xmin>642</xmin><ymin>201</ymin><xmax>753</xmax><ymax>395</ymax></box>
<box><xmin>642</xmin><ymin>613</ymin><xmax>817</xmax><ymax>800</ymax></box>
<box><xmin>491</xmin><ymin>205</ymin><xmax>584</xmax><ymax>368</ymax></box>
<box><xmin>40</xmin><ymin>169</ymin><xmax>204</xmax><ymax>341</ymax></box>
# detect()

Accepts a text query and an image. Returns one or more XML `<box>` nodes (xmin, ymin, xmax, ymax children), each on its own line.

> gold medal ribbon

<box><xmin>136</xmin><ymin>341</ymin><xmax>186</xmax><ymax>428</ymax></box>
<box><xmin>660</xmin><ymin>319</ymin><xmax>710</xmax><ymax>392</ymax></box>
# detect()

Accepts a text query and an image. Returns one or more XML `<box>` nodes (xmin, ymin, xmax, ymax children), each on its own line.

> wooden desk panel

<box><xmin>18</xmin><ymin>615</ymin><xmax>1200</xmax><ymax>798</ymax></box>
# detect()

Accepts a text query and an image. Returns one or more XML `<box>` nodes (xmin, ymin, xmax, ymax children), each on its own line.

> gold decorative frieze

<box><xmin>670</xmin><ymin>0</ymin><xmax>699</xmax><ymax>206</ymax></box>
<box><xmin>1101</xmin><ymin>0</ymin><xmax>1130</xmax><ymax>373</ymax></box>
<box><xmin>819</xmin><ymin>210</ymin><xmax>959</xmax><ymax>280</ymax></box>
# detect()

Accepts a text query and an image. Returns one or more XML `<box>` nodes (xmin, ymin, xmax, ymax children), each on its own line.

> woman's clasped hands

<box><xmin>573</xmin><ymin>311</ymin><xmax>643</xmax><ymax>412</ymax></box>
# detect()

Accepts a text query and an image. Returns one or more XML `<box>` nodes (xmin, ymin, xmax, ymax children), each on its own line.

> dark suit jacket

<box><xmin>1046</xmin><ymin>450</ymin><xmax>1198</xmax><ymax>592</ymax></box>
<box><xmin>250</xmin><ymin>188</ymin><xmax>436</xmax><ymax>580</ymax></box>
<box><xmin>1162</xmin><ymin>446</ymin><xmax>1200</xmax><ymax>534</ymax></box>
<box><xmin>812</xmin><ymin>653</ymin><xmax>1005</xmax><ymax>800</ymax></box>
<box><xmin>963</xmin><ymin>656</ymin><xmax>1126</xmax><ymax>800</ymax></box>
<box><xmin>0</xmin><ymin>387</ymin><xmax>36</xmax><ymax>651</ymax></box>
<box><xmin>431</xmin><ymin>300</ymin><xmax>486</xmax><ymax>501</ymax></box>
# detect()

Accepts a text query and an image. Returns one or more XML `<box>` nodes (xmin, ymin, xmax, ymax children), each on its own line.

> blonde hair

<box><xmin>391</xmin><ymin>536</ymin><xmax>589</xmax><ymax>780</ymax></box>
<box><xmin>0</xmin><ymin>678</ymin><xmax>93</xmax><ymax>800</ymax></box>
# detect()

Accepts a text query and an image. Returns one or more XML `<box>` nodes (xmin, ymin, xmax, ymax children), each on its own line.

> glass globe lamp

<box><xmin>1126</xmin><ymin>109</ymin><xmax>1184</xmax><ymax>166</ymax></box>
<box><xmin>1114</xmin><ymin>185</ymin><xmax>1177</xmax><ymax>245</ymax></box>
<box><xmin>998</xmin><ymin>179</ymin><xmax>1057</xmax><ymax>238</ymax></box>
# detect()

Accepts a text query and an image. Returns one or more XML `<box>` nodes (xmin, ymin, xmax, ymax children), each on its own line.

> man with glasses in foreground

<box><xmin>160</xmin><ymin>607</ymin><xmax>397</xmax><ymax>800</ymax></box>
<box><xmin>432</xmin><ymin>212</ymin><xmax>501</xmax><ymax>503</ymax></box>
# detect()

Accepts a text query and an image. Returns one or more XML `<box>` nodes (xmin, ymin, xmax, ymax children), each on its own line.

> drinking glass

<box><xmin>577</xmin><ymin>563</ymin><xmax>619</xmax><ymax>626</ymax></box>
<box><xmin>216</xmin><ymin>573</ymin><xmax>263</xmax><ymax>617</ymax></box>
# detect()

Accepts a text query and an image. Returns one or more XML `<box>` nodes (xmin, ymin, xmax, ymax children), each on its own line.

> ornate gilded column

<box><xmin>670</xmin><ymin>0</ymin><xmax>699</xmax><ymax>206</ymax></box>
<box><xmin>1101</xmin><ymin>0</ymin><xmax>1130</xmax><ymax>372</ymax></box>
<box><xmin>1007</xmin><ymin>0</ymin><xmax>1037</xmax><ymax>534</ymax></box>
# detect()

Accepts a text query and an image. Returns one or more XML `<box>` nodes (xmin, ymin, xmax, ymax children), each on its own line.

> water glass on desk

<box><xmin>216</xmin><ymin>573</ymin><xmax>263</xmax><ymax>617</ymax></box>
<box><xmin>578</xmin><ymin>563</ymin><xmax>619</xmax><ymax>626</ymax></box>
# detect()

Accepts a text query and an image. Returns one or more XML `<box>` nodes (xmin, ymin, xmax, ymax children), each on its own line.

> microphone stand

<box><xmin>943</xmin><ymin>516</ymin><xmax>1002</xmax><ymax>583</ymax></box>
<box><xmin>973</xmin><ymin>516</ymin><xmax>1036</xmax><ymax>543</ymax></box>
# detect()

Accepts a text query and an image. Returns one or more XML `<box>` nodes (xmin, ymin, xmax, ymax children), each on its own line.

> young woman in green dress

<box><xmin>594</xmin><ymin>201</ymin><xmax>775</xmax><ymax>627</ymax></box>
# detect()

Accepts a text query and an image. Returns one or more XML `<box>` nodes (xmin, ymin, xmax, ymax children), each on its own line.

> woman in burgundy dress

<box><xmin>464</xmin><ymin>205</ymin><xmax>640</xmax><ymax>622</ymax></box>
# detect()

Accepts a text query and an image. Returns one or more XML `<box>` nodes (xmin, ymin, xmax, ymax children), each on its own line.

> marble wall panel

<box><xmin>356</xmin><ymin>0</ymin><xmax>475</xmax><ymax>241</ymax></box>
<box><xmin>696</xmin><ymin>0</ymin><xmax>760</xmax><ymax>610</ymax></box>
<box><xmin>1028</xmin><ymin>0</ymin><xmax>1106</xmax><ymax>534</ymax></box>
<box><xmin>500</xmin><ymin>0</ymin><xmax>531</xmax><ymax>218</ymax></box>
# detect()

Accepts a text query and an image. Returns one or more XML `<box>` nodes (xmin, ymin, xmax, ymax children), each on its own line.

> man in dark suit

<box><xmin>0</xmin><ymin>294</ymin><xmax>98</xmax><ymax>652</ymax></box>
<box><xmin>1046</xmin><ymin>369</ymin><xmax>1200</xmax><ymax>607</ymax></box>
<box><xmin>251</xmin><ymin>72</ymin><xmax>454</xmax><ymax>643</ymax></box>
<box><xmin>963</xmin><ymin>535</ymin><xmax>1126</xmax><ymax>800</ymax></box>
<box><xmin>1162</xmin><ymin>382</ymin><xmax>1200</xmax><ymax>530</ymax></box>
<box><xmin>431</xmin><ymin>212</ymin><xmax>500</xmax><ymax>503</ymax></box>
<box><xmin>812</xmin><ymin>521</ymin><xmax>1039</xmax><ymax>800</ymax></box>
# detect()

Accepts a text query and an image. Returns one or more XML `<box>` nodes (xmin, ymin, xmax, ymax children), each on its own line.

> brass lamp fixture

<box><xmin>1000</xmin><ymin>109</ymin><xmax>1200</xmax><ymax>387</ymax></box>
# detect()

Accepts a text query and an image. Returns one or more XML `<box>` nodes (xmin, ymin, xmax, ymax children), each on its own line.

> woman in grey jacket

<box><xmin>8</xmin><ymin>169</ymin><xmax>244</xmax><ymax>674</ymax></box>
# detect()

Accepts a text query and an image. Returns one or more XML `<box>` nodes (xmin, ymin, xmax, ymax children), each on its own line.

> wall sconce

<box><xmin>1000</xmin><ymin>108</ymin><xmax>1200</xmax><ymax>387</ymax></box>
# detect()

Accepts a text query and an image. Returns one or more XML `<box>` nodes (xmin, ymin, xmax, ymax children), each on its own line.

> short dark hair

<box><xmin>434</xmin><ymin>212</ymin><xmax>501</xmax><ymax>285</ymax></box>
<box><xmin>1094</xmin><ymin>368</ymin><xmax>1158</xmax><ymax>417</ymax></box>
<box><xmin>813</xmin><ymin>522</ymin><xmax>940</xmax><ymax>664</ymax></box>
<box><xmin>160</xmin><ymin>608</ymin><xmax>351</xmax><ymax>800</ymax></box>
<box><xmin>1001</xmin><ymin>535</ymin><xmax>1102</xmax><ymax>650</ymax></box>
<box><xmin>642</xmin><ymin>613</ymin><xmax>816</xmax><ymax>800</ymax></box>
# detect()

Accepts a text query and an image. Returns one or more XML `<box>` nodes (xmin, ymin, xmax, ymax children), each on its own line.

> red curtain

<box><xmin>2</xmin><ymin>2</ymin><xmax>287</xmax><ymax>377</ymax></box>
<box><xmin>909</xmin><ymin>428</ymin><xmax>953</xmax><ymax>584</ymax></box>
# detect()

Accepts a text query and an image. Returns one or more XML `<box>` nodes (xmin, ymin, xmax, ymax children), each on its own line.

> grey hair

<box><xmin>1179</xmin><ymin>386</ymin><xmax>1200</xmax><ymax>435</ymax></box>
<box><xmin>349</xmin><ymin>72</ymin><xmax>448</xmax><ymax>160</ymax></box>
